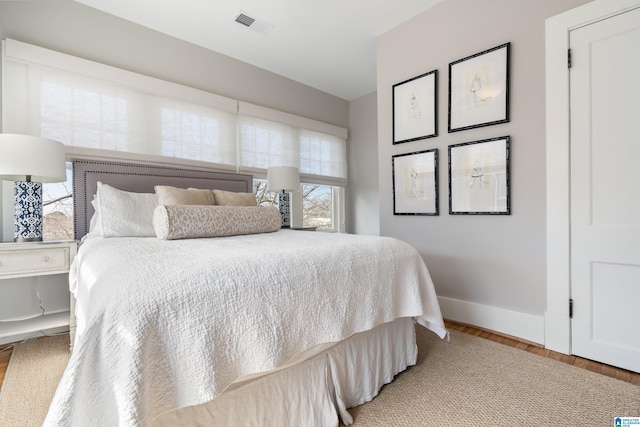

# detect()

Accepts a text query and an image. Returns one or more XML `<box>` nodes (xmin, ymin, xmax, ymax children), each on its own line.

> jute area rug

<box><xmin>1</xmin><ymin>328</ymin><xmax>638</xmax><ymax>427</ymax></box>
<box><xmin>0</xmin><ymin>334</ymin><xmax>69</xmax><ymax>427</ymax></box>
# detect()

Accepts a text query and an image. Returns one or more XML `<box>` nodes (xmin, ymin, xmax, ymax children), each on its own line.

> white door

<box><xmin>569</xmin><ymin>6</ymin><xmax>640</xmax><ymax>373</ymax></box>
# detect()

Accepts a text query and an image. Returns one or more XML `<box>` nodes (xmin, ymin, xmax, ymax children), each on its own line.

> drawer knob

<box><xmin>43</xmin><ymin>256</ymin><xmax>52</xmax><ymax>263</ymax></box>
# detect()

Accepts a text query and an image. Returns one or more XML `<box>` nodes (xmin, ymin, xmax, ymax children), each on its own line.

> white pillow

<box><xmin>86</xmin><ymin>196</ymin><xmax>103</xmax><ymax>237</ymax></box>
<box><xmin>94</xmin><ymin>182</ymin><xmax>158</xmax><ymax>237</ymax></box>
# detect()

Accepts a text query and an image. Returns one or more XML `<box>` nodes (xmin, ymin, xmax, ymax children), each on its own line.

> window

<box><xmin>42</xmin><ymin>163</ymin><xmax>74</xmax><ymax>240</ymax></box>
<box><xmin>238</xmin><ymin>116</ymin><xmax>299</xmax><ymax>172</ymax></box>
<box><xmin>254</xmin><ymin>180</ymin><xmax>340</xmax><ymax>232</ymax></box>
<box><xmin>299</xmin><ymin>130</ymin><xmax>347</xmax><ymax>186</ymax></box>
<box><xmin>40</xmin><ymin>80</ymin><xmax>129</xmax><ymax>151</ymax></box>
<box><xmin>4</xmin><ymin>39</ymin><xmax>238</xmax><ymax>170</ymax></box>
<box><xmin>237</xmin><ymin>101</ymin><xmax>348</xmax><ymax>188</ymax></box>
<box><xmin>160</xmin><ymin>105</ymin><xmax>236</xmax><ymax>164</ymax></box>
<box><xmin>4</xmin><ymin>39</ymin><xmax>348</xmax><ymax>239</ymax></box>
<box><xmin>301</xmin><ymin>184</ymin><xmax>334</xmax><ymax>230</ymax></box>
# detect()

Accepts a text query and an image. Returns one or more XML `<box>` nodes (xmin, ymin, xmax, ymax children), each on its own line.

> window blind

<box><xmin>3</xmin><ymin>39</ymin><xmax>238</xmax><ymax>170</ymax></box>
<box><xmin>2</xmin><ymin>39</ymin><xmax>348</xmax><ymax>185</ymax></box>
<box><xmin>238</xmin><ymin>102</ymin><xmax>347</xmax><ymax>186</ymax></box>
<box><xmin>238</xmin><ymin>115</ymin><xmax>300</xmax><ymax>172</ymax></box>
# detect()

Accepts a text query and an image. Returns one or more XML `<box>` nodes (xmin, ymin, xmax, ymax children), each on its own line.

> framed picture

<box><xmin>392</xmin><ymin>149</ymin><xmax>438</xmax><ymax>215</ymax></box>
<box><xmin>448</xmin><ymin>42</ymin><xmax>510</xmax><ymax>132</ymax></box>
<box><xmin>448</xmin><ymin>136</ymin><xmax>510</xmax><ymax>215</ymax></box>
<box><xmin>393</xmin><ymin>70</ymin><xmax>437</xmax><ymax>144</ymax></box>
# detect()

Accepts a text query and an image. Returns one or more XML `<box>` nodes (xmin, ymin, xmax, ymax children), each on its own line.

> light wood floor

<box><xmin>0</xmin><ymin>344</ymin><xmax>11</xmax><ymax>387</ymax></box>
<box><xmin>1</xmin><ymin>322</ymin><xmax>639</xmax><ymax>388</ymax></box>
<box><xmin>444</xmin><ymin>320</ymin><xmax>640</xmax><ymax>386</ymax></box>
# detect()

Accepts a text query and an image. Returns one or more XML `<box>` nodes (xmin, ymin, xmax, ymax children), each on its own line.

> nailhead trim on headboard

<box><xmin>72</xmin><ymin>160</ymin><xmax>253</xmax><ymax>240</ymax></box>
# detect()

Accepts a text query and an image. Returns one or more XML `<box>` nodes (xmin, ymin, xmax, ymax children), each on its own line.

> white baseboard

<box><xmin>438</xmin><ymin>296</ymin><xmax>545</xmax><ymax>345</ymax></box>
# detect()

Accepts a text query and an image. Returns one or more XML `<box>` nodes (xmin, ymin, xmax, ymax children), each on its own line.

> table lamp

<box><xmin>267</xmin><ymin>166</ymin><xmax>300</xmax><ymax>228</ymax></box>
<box><xmin>0</xmin><ymin>134</ymin><xmax>67</xmax><ymax>242</ymax></box>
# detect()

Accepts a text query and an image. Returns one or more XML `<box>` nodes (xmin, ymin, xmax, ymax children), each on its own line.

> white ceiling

<box><xmin>74</xmin><ymin>0</ymin><xmax>444</xmax><ymax>101</ymax></box>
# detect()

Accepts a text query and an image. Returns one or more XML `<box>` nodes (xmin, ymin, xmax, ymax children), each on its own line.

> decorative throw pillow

<box><xmin>153</xmin><ymin>205</ymin><xmax>280</xmax><ymax>240</ymax></box>
<box><xmin>155</xmin><ymin>185</ymin><xmax>215</xmax><ymax>205</ymax></box>
<box><xmin>95</xmin><ymin>182</ymin><xmax>158</xmax><ymax>237</ymax></box>
<box><xmin>212</xmin><ymin>189</ymin><xmax>257</xmax><ymax>206</ymax></box>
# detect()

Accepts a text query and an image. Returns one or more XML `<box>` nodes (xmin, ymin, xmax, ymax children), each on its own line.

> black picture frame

<box><xmin>448</xmin><ymin>136</ymin><xmax>510</xmax><ymax>215</ymax></box>
<box><xmin>448</xmin><ymin>43</ymin><xmax>510</xmax><ymax>132</ymax></box>
<box><xmin>392</xmin><ymin>149</ymin><xmax>438</xmax><ymax>215</ymax></box>
<box><xmin>393</xmin><ymin>70</ymin><xmax>438</xmax><ymax>144</ymax></box>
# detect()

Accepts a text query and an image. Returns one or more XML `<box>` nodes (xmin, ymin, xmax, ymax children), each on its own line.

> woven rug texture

<box><xmin>0</xmin><ymin>328</ymin><xmax>638</xmax><ymax>426</ymax></box>
<box><xmin>0</xmin><ymin>334</ymin><xmax>69</xmax><ymax>427</ymax></box>
<box><xmin>349</xmin><ymin>327</ymin><xmax>639</xmax><ymax>426</ymax></box>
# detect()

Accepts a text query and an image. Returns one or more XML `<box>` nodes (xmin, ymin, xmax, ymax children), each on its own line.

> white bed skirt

<box><xmin>153</xmin><ymin>317</ymin><xmax>419</xmax><ymax>426</ymax></box>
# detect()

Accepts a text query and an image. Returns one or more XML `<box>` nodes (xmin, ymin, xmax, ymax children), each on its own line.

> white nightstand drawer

<box><xmin>0</xmin><ymin>243</ymin><xmax>73</xmax><ymax>278</ymax></box>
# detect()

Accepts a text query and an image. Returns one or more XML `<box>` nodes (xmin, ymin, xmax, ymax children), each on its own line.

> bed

<box><xmin>44</xmin><ymin>160</ymin><xmax>447</xmax><ymax>427</ymax></box>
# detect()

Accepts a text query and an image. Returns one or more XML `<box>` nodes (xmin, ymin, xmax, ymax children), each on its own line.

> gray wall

<box><xmin>347</xmin><ymin>92</ymin><xmax>379</xmax><ymax>236</ymax></box>
<box><xmin>377</xmin><ymin>0</ymin><xmax>590</xmax><ymax>331</ymax></box>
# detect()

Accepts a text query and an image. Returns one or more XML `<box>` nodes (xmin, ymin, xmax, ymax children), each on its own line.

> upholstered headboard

<box><xmin>72</xmin><ymin>160</ymin><xmax>253</xmax><ymax>240</ymax></box>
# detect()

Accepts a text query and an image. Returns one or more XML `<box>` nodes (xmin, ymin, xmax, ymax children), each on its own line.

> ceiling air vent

<box><xmin>235</xmin><ymin>13</ymin><xmax>255</xmax><ymax>27</ymax></box>
<box><xmin>233</xmin><ymin>11</ymin><xmax>273</xmax><ymax>36</ymax></box>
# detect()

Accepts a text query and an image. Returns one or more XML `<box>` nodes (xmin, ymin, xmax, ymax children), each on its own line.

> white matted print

<box><xmin>392</xmin><ymin>149</ymin><xmax>438</xmax><ymax>215</ymax></box>
<box><xmin>448</xmin><ymin>43</ymin><xmax>510</xmax><ymax>132</ymax></box>
<box><xmin>448</xmin><ymin>136</ymin><xmax>510</xmax><ymax>215</ymax></box>
<box><xmin>393</xmin><ymin>70</ymin><xmax>437</xmax><ymax>144</ymax></box>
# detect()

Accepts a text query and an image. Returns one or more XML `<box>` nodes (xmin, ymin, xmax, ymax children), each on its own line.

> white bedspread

<box><xmin>44</xmin><ymin>230</ymin><xmax>445</xmax><ymax>426</ymax></box>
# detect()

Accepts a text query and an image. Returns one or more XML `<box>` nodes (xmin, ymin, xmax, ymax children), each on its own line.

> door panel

<box><xmin>591</xmin><ymin>263</ymin><xmax>640</xmax><ymax>348</ymax></box>
<box><xmin>570</xmin><ymin>6</ymin><xmax>640</xmax><ymax>373</ymax></box>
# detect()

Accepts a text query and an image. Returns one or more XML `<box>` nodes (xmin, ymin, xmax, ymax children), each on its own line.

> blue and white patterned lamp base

<box><xmin>14</xmin><ymin>181</ymin><xmax>44</xmax><ymax>242</ymax></box>
<box><xmin>278</xmin><ymin>192</ymin><xmax>291</xmax><ymax>228</ymax></box>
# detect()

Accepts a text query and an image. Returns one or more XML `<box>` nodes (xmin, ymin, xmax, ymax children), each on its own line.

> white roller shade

<box><xmin>3</xmin><ymin>39</ymin><xmax>238</xmax><ymax>170</ymax></box>
<box><xmin>3</xmin><ymin>39</ymin><xmax>348</xmax><ymax>186</ymax></box>
<box><xmin>238</xmin><ymin>102</ymin><xmax>347</xmax><ymax>186</ymax></box>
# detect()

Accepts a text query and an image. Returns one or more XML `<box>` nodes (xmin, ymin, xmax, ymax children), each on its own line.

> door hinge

<box><xmin>568</xmin><ymin>49</ymin><xmax>572</xmax><ymax>69</ymax></box>
<box><xmin>569</xmin><ymin>298</ymin><xmax>574</xmax><ymax>318</ymax></box>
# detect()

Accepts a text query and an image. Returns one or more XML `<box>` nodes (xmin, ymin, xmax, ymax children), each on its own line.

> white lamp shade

<box><xmin>267</xmin><ymin>166</ymin><xmax>300</xmax><ymax>192</ymax></box>
<box><xmin>0</xmin><ymin>134</ymin><xmax>66</xmax><ymax>182</ymax></box>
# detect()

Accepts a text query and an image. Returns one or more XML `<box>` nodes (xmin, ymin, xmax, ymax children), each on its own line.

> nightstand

<box><xmin>0</xmin><ymin>240</ymin><xmax>78</xmax><ymax>344</ymax></box>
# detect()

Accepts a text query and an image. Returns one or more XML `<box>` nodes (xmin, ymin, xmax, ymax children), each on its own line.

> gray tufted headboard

<box><xmin>72</xmin><ymin>160</ymin><xmax>253</xmax><ymax>240</ymax></box>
